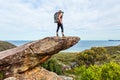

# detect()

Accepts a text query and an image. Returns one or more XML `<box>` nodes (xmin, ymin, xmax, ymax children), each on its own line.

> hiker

<box><xmin>54</xmin><ymin>10</ymin><xmax>64</xmax><ymax>37</ymax></box>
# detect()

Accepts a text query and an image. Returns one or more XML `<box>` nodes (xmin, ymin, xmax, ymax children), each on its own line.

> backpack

<box><xmin>54</xmin><ymin>12</ymin><xmax>59</xmax><ymax>23</ymax></box>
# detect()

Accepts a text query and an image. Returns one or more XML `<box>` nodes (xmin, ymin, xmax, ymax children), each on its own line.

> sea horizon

<box><xmin>7</xmin><ymin>40</ymin><xmax>120</xmax><ymax>52</ymax></box>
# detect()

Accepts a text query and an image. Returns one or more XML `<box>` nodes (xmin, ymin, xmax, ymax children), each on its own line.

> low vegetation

<box><xmin>42</xmin><ymin>46</ymin><xmax>120</xmax><ymax>80</ymax></box>
<box><xmin>67</xmin><ymin>62</ymin><xmax>120</xmax><ymax>80</ymax></box>
<box><xmin>76</xmin><ymin>47</ymin><xmax>110</xmax><ymax>66</ymax></box>
<box><xmin>0</xmin><ymin>41</ymin><xmax>16</xmax><ymax>51</ymax></box>
<box><xmin>105</xmin><ymin>46</ymin><xmax>120</xmax><ymax>54</ymax></box>
<box><xmin>41</xmin><ymin>58</ymin><xmax>62</xmax><ymax>75</ymax></box>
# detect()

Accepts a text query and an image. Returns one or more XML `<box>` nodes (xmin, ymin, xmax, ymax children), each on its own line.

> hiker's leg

<box><xmin>56</xmin><ymin>23</ymin><xmax>60</xmax><ymax>36</ymax></box>
<box><xmin>56</xmin><ymin>23</ymin><xmax>60</xmax><ymax>32</ymax></box>
<box><xmin>61</xmin><ymin>23</ymin><xmax>64</xmax><ymax>32</ymax></box>
<box><xmin>60</xmin><ymin>23</ymin><xmax>64</xmax><ymax>37</ymax></box>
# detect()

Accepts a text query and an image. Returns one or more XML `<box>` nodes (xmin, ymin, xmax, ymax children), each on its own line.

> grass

<box><xmin>52</xmin><ymin>52</ymin><xmax>78</xmax><ymax>64</ymax></box>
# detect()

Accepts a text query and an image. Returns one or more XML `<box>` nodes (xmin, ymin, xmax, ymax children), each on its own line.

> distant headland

<box><xmin>108</xmin><ymin>40</ymin><xmax>120</xmax><ymax>41</ymax></box>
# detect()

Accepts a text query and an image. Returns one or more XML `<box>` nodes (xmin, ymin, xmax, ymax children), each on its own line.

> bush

<box><xmin>77</xmin><ymin>49</ymin><xmax>95</xmax><ymax>66</ymax></box>
<box><xmin>76</xmin><ymin>47</ymin><xmax>110</xmax><ymax>66</ymax></box>
<box><xmin>101</xmin><ymin>62</ymin><xmax>120</xmax><ymax>80</ymax></box>
<box><xmin>73</xmin><ymin>62</ymin><xmax>120</xmax><ymax>80</ymax></box>
<box><xmin>41</xmin><ymin>58</ymin><xmax>62</xmax><ymax>75</ymax></box>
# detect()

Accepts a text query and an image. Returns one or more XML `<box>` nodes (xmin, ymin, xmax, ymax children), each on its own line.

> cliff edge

<box><xmin>0</xmin><ymin>36</ymin><xmax>80</xmax><ymax>80</ymax></box>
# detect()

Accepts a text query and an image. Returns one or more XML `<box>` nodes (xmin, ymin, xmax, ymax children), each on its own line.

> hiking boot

<box><xmin>62</xmin><ymin>32</ymin><xmax>64</xmax><ymax>37</ymax></box>
<box><xmin>56</xmin><ymin>32</ymin><xmax>59</xmax><ymax>37</ymax></box>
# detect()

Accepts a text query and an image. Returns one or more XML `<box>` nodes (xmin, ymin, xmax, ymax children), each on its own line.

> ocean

<box><xmin>8</xmin><ymin>40</ymin><xmax>120</xmax><ymax>52</ymax></box>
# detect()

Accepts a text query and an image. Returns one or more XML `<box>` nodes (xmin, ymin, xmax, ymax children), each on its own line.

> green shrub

<box><xmin>41</xmin><ymin>58</ymin><xmax>62</xmax><ymax>75</ymax></box>
<box><xmin>101</xmin><ymin>62</ymin><xmax>120</xmax><ymax>80</ymax></box>
<box><xmin>73</xmin><ymin>62</ymin><xmax>120</xmax><ymax>80</ymax></box>
<box><xmin>77</xmin><ymin>47</ymin><xmax>110</xmax><ymax>66</ymax></box>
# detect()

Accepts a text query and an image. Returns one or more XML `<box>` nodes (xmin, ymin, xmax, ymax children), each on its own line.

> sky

<box><xmin>0</xmin><ymin>0</ymin><xmax>120</xmax><ymax>40</ymax></box>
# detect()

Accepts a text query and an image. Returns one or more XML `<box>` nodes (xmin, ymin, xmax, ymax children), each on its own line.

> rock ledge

<box><xmin>0</xmin><ymin>36</ymin><xmax>80</xmax><ymax>79</ymax></box>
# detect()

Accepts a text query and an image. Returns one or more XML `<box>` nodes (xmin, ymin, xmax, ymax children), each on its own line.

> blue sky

<box><xmin>0</xmin><ymin>0</ymin><xmax>120</xmax><ymax>40</ymax></box>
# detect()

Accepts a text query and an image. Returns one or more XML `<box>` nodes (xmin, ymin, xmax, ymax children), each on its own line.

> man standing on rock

<box><xmin>54</xmin><ymin>10</ymin><xmax>64</xmax><ymax>37</ymax></box>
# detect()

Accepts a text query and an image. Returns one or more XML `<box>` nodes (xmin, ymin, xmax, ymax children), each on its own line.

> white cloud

<box><xmin>0</xmin><ymin>0</ymin><xmax>120</xmax><ymax>40</ymax></box>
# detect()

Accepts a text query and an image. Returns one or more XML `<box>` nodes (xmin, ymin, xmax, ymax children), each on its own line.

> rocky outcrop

<box><xmin>0</xmin><ymin>36</ymin><xmax>80</xmax><ymax>80</ymax></box>
<box><xmin>5</xmin><ymin>67</ymin><xmax>66</xmax><ymax>80</ymax></box>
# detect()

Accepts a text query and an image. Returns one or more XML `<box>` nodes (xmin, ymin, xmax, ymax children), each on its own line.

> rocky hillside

<box><xmin>0</xmin><ymin>41</ymin><xmax>16</xmax><ymax>52</ymax></box>
<box><xmin>0</xmin><ymin>36</ymin><xmax>80</xmax><ymax>80</ymax></box>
